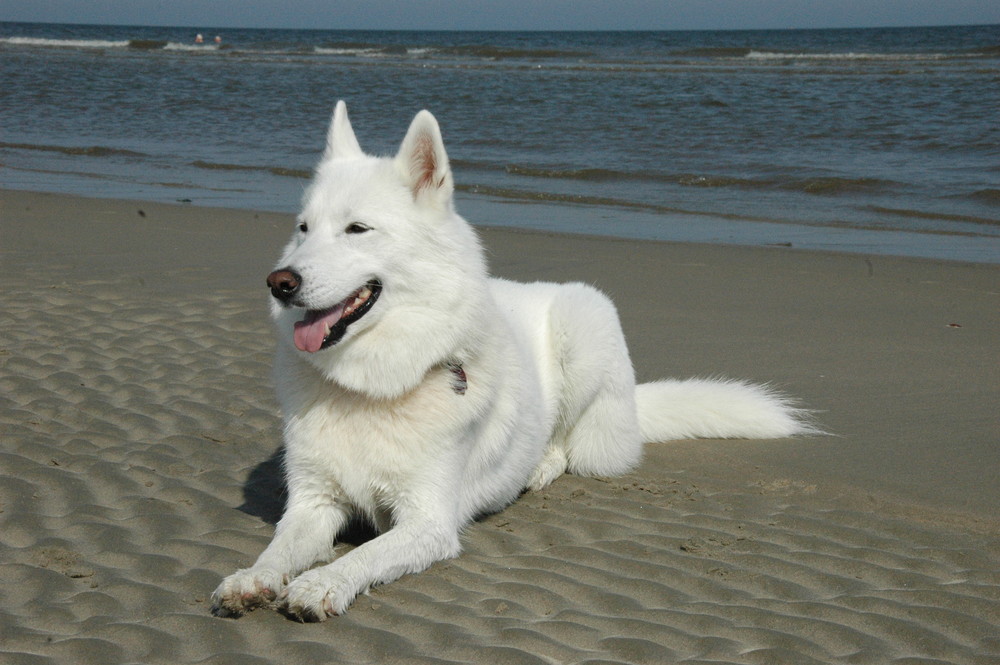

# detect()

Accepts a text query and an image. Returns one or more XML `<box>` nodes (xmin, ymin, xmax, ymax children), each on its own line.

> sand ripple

<box><xmin>2</xmin><ymin>279</ymin><xmax>998</xmax><ymax>664</ymax></box>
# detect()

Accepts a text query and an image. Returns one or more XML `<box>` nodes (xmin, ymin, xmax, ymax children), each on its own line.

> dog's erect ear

<box><xmin>395</xmin><ymin>110</ymin><xmax>454</xmax><ymax>204</ymax></box>
<box><xmin>323</xmin><ymin>100</ymin><xmax>364</xmax><ymax>160</ymax></box>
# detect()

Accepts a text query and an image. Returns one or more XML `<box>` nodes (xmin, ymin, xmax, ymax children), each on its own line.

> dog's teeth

<box><xmin>329</xmin><ymin>286</ymin><xmax>372</xmax><ymax>321</ymax></box>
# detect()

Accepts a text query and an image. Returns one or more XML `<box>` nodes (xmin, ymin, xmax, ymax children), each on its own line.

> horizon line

<box><xmin>2</xmin><ymin>18</ymin><xmax>998</xmax><ymax>34</ymax></box>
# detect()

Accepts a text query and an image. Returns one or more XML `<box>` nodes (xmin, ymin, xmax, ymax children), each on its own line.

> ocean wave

<box><xmin>162</xmin><ymin>42</ymin><xmax>221</xmax><ymax>52</ymax></box>
<box><xmin>458</xmin><ymin>182</ymin><xmax>772</xmax><ymax>221</ymax></box>
<box><xmin>5</xmin><ymin>32</ymin><xmax>984</xmax><ymax>72</ymax></box>
<box><xmin>127</xmin><ymin>39</ymin><xmax>168</xmax><ymax>50</ymax></box>
<box><xmin>0</xmin><ymin>142</ymin><xmax>147</xmax><ymax>158</ymax></box>
<box><xmin>176</xmin><ymin>158</ymin><xmax>899</xmax><ymax>200</ymax></box>
<box><xmin>869</xmin><ymin>205</ymin><xmax>1000</xmax><ymax>227</ymax></box>
<box><xmin>788</xmin><ymin>176</ymin><xmax>899</xmax><ymax>195</ymax></box>
<box><xmin>310</xmin><ymin>42</ymin><xmax>587</xmax><ymax>60</ymax></box>
<box><xmin>745</xmin><ymin>50</ymin><xmax>948</xmax><ymax>61</ymax></box>
<box><xmin>968</xmin><ymin>188</ymin><xmax>1000</xmax><ymax>206</ymax></box>
<box><xmin>439</xmin><ymin>44</ymin><xmax>590</xmax><ymax>59</ymax></box>
<box><xmin>505</xmin><ymin>164</ymin><xmax>758</xmax><ymax>187</ymax></box>
<box><xmin>0</xmin><ymin>35</ymin><xmax>225</xmax><ymax>52</ymax></box>
<box><xmin>669</xmin><ymin>47</ymin><xmax>754</xmax><ymax>58</ymax></box>
<box><xmin>505</xmin><ymin>165</ymin><xmax>661</xmax><ymax>182</ymax></box>
<box><xmin>675</xmin><ymin>174</ymin><xmax>898</xmax><ymax>194</ymax></box>
<box><xmin>0</xmin><ymin>32</ymin><xmax>512</xmax><ymax>60</ymax></box>
<box><xmin>314</xmin><ymin>44</ymin><xmax>407</xmax><ymax>57</ymax></box>
<box><xmin>503</xmin><ymin>164</ymin><xmax>899</xmax><ymax>196</ymax></box>
<box><xmin>676</xmin><ymin>173</ymin><xmax>762</xmax><ymax>188</ymax></box>
<box><xmin>190</xmin><ymin>160</ymin><xmax>310</xmax><ymax>179</ymax></box>
<box><xmin>457</xmin><ymin>182</ymin><xmax>685</xmax><ymax>213</ymax></box>
<box><xmin>1</xmin><ymin>36</ymin><xmax>129</xmax><ymax>49</ymax></box>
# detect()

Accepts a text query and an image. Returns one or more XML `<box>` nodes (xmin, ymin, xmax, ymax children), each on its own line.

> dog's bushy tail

<box><xmin>635</xmin><ymin>378</ymin><xmax>818</xmax><ymax>442</ymax></box>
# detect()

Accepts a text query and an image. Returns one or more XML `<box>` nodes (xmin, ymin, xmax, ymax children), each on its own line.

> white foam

<box><xmin>162</xmin><ymin>42</ymin><xmax>220</xmax><ymax>52</ymax></box>
<box><xmin>745</xmin><ymin>50</ymin><xmax>946</xmax><ymax>61</ymax></box>
<box><xmin>314</xmin><ymin>47</ymin><xmax>384</xmax><ymax>56</ymax></box>
<box><xmin>1</xmin><ymin>36</ymin><xmax>130</xmax><ymax>49</ymax></box>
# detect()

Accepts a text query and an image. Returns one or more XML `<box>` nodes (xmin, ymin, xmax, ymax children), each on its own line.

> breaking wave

<box><xmin>1</xmin><ymin>36</ymin><xmax>129</xmax><ymax>49</ymax></box>
<box><xmin>5</xmin><ymin>33</ymin><xmax>993</xmax><ymax>68</ymax></box>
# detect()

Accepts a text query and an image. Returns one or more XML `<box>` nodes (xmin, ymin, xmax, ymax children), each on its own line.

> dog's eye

<box><xmin>297</xmin><ymin>222</ymin><xmax>308</xmax><ymax>233</ymax></box>
<box><xmin>345</xmin><ymin>222</ymin><xmax>371</xmax><ymax>234</ymax></box>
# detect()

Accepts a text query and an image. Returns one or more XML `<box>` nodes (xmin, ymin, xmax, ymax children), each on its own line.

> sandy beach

<box><xmin>2</xmin><ymin>188</ymin><xmax>998</xmax><ymax>664</ymax></box>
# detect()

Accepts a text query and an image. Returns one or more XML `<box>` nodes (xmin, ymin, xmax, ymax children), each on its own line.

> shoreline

<box><xmin>2</xmin><ymin>188</ymin><xmax>998</xmax><ymax>664</ymax></box>
<box><xmin>4</xmin><ymin>184</ymin><xmax>999</xmax><ymax>265</ymax></box>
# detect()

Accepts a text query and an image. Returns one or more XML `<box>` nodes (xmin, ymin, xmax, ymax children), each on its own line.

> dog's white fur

<box><xmin>211</xmin><ymin>102</ymin><xmax>812</xmax><ymax>620</ymax></box>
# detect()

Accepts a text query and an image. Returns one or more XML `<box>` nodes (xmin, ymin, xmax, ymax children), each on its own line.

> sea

<box><xmin>2</xmin><ymin>22</ymin><xmax>999</xmax><ymax>263</ymax></box>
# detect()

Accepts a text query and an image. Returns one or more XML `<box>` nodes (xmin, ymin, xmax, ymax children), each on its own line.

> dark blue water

<box><xmin>2</xmin><ymin>22</ymin><xmax>999</xmax><ymax>262</ymax></box>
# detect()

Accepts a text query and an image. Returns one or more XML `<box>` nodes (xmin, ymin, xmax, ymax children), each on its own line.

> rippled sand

<box><xmin>2</xmin><ymin>190</ymin><xmax>997</xmax><ymax>664</ymax></box>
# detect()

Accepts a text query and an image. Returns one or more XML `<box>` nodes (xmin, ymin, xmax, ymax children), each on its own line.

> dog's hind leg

<box><xmin>562</xmin><ymin>378</ymin><xmax>642</xmax><ymax>477</ymax></box>
<box><xmin>547</xmin><ymin>284</ymin><xmax>643</xmax><ymax>479</ymax></box>
<box><xmin>527</xmin><ymin>442</ymin><xmax>568</xmax><ymax>490</ymax></box>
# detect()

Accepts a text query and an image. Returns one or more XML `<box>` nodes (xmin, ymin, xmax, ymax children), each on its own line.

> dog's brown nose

<box><xmin>267</xmin><ymin>268</ymin><xmax>302</xmax><ymax>303</ymax></box>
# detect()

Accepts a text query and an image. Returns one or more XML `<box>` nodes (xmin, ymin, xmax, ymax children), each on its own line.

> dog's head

<box><xmin>268</xmin><ymin>101</ymin><xmax>486</xmax><ymax>398</ymax></box>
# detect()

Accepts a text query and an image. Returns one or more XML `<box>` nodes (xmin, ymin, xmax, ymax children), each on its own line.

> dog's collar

<box><xmin>445</xmin><ymin>361</ymin><xmax>467</xmax><ymax>395</ymax></box>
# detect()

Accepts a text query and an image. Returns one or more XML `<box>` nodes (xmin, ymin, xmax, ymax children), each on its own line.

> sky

<box><xmin>2</xmin><ymin>0</ymin><xmax>999</xmax><ymax>31</ymax></box>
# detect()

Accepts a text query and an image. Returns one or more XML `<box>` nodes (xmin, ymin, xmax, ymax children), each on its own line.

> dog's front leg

<box><xmin>212</xmin><ymin>500</ymin><xmax>348</xmax><ymax>617</ymax></box>
<box><xmin>283</xmin><ymin>509</ymin><xmax>462</xmax><ymax>621</ymax></box>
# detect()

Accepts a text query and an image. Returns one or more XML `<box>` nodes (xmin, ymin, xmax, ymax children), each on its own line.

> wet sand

<box><xmin>2</xmin><ymin>189</ymin><xmax>998</xmax><ymax>664</ymax></box>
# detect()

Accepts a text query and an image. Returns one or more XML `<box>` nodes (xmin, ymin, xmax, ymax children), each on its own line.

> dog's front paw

<box><xmin>282</xmin><ymin>566</ymin><xmax>359</xmax><ymax>621</ymax></box>
<box><xmin>211</xmin><ymin>567</ymin><xmax>288</xmax><ymax>617</ymax></box>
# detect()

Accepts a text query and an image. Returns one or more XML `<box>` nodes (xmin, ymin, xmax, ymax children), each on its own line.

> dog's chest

<box><xmin>285</xmin><ymin>366</ymin><xmax>477</xmax><ymax>504</ymax></box>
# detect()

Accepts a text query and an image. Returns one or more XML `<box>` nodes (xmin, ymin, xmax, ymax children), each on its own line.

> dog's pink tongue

<box><xmin>293</xmin><ymin>305</ymin><xmax>344</xmax><ymax>353</ymax></box>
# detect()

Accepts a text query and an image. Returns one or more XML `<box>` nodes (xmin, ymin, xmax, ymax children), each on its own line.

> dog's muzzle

<box><xmin>266</xmin><ymin>268</ymin><xmax>383</xmax><ymax>352</ymax></box>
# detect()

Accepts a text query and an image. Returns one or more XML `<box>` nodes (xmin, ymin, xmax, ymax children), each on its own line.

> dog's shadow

<box><xmin>237</xmin><ymin>446</ymin><xmax>378</xmax><ymax>546</ymax></box>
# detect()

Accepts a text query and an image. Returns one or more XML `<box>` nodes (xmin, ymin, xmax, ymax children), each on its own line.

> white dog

<box><xmin>211</xmin><ymin>102</ymin><xmax>812</xmax><ymax>621</ymax></box>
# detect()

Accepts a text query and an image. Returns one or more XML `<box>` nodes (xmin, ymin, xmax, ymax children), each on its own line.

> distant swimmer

<box><xmin>215</xmin><ymin>35</ymin><xmax>222</xmax><ymax>44</ymax></box>
<box><xmin>195</xmin><ymin>33</ymin><xmax>204</xmax><ymax>43</ymax></box>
